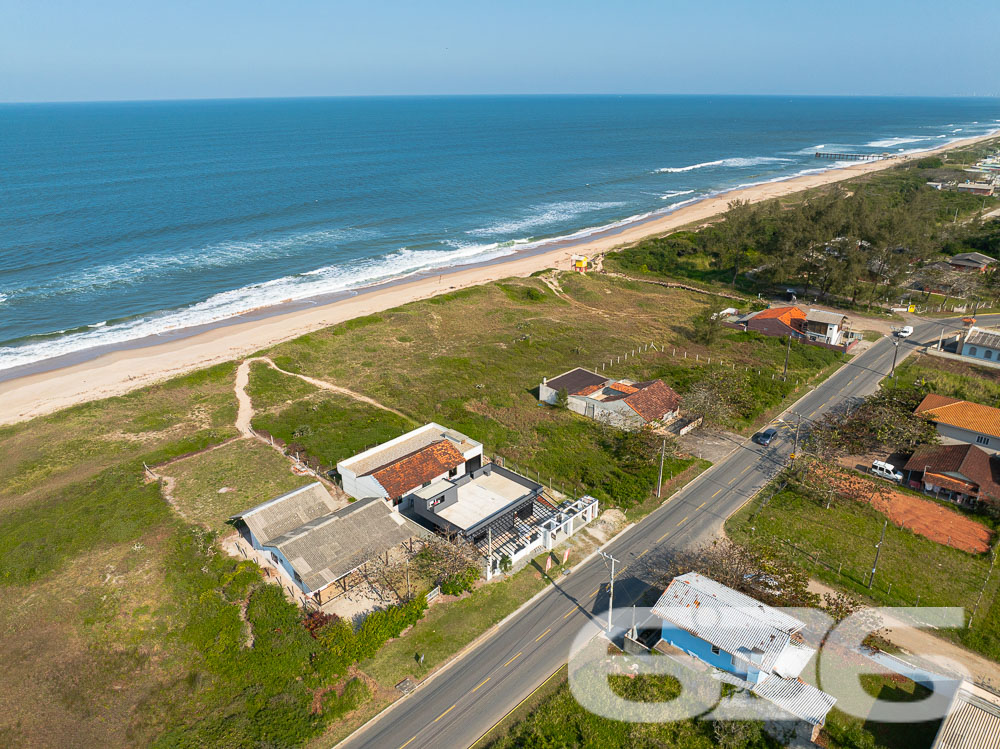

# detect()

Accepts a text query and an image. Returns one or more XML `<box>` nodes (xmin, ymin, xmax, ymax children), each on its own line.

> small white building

<box><xmin>803</xmin><ymin>309</ymin><xmax>848</xmax><ymax>346</ymax></box>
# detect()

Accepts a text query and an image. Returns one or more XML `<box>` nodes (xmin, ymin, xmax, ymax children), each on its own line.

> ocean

<box><xmin>1</xmin><ymin>95</ymin><xmax>998</xmax><ymax>374</ymax></box>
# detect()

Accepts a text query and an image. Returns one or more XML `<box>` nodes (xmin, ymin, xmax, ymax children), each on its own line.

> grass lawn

<box><xmin>163</xmin><ymin>439</ymin><xmax>314</xmax><ymax>532</ymax></box>
<box><xmin>727</xmin><ymin>485</ymin><xmax>1000</xmax><ymax>660</ymax></box>
<box><xmin>893</xmin><ymin>352</ymin><xmax>1000</xmax><ymax>406</ymax></box>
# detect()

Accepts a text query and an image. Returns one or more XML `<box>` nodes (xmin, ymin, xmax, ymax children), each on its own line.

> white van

<box><xmin>896</xmin><ymin>326</ymin><xmax>913</xmax><ymax>338</ymax></box>
<box><xmin>871</xmin><ymin>460</ymin><xmax>902</xmax><ymax>483</ymax></box>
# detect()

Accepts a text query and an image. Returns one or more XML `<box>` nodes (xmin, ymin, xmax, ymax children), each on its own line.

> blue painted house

<box><xmin>961</xmin><ymin>327</ymin><xmax>1000</xmax><ymax>364</ymax></box>
<box><xmin>652</xmin><ymin>573</ymin><xmax>836</xmax><ymax>734</ymax></box>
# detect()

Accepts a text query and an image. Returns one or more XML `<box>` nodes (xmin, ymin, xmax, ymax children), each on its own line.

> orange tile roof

<box><xmin>368</xmin><ymin>440</ymin><xmax>466</xmax><ymax>500</ymax></box>
<box><xmin>624</xmin><ymin>380</ymin><xmax>681</xmax><ymax>423</ymax></box>
<box><xmin>915</xmin><ymin>393</ymin><xmax>1000</xmax><ymax>440</ymax></box>
<box><xmin>574</xmin><ymin>384</ymin><xmax>603</xmax><ymax>397</ymax></box>
<box><xmin>608</xmin><ymin>382</ymin><xmax>639</xmax><ymax>395</ymax></box>
<box><xmin>753</xmin><ymin>306</ymin><xmax>806</xmax><ymax>327</ymax></box>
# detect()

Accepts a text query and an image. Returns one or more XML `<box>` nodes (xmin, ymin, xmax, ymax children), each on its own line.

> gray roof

<box><xmin>966</xmin><ymin>328</ymin><xmax>1000</xmax><ymax>350</ymax></box>
<box><xmin>934</xmin><ymin>687</ymin><xmax>1000</xmax><ymax>749</ymax></box>
<box><xmin>544</xmin><ymin>367</ymin><xmax>609</xmax><ymax>395</ymax></box>
<box><xmin>806</xmin><ymin>308</ymin><xmax>846</xmax><ymax>325</ymax></box>
<box><xmin>951</xmin><ymin>252</ymin><xmax>995</xmax><ymax>267</ymax></box>
<box><xmin>337</xmin><ymin>423</ymin><xmax>479</xmax><ymax>476</ymax></box>
<box><xmin>752</xmin><ymin>675</ymin><xmax>837</xmax><ymax>726</ymax></box>
<box><xmin>269</xmin><ymin>497</ymin><xmax>431</xmax><ymax>592</ymax></box>
<box><xmin>652</xmin><ymin>573</ymin><xmax>805</xmax><ymax>673</ymax></box>
<box><xmin>231</xmin><ymin>482</ymin><xmax>339</xmax><ymax>545</ymax></box>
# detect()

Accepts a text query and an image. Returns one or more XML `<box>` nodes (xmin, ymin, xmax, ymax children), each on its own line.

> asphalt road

<box><xmin>338</xmin><ymin>314</ymin><xmax>992</xmax><ymax>749</ymax></box>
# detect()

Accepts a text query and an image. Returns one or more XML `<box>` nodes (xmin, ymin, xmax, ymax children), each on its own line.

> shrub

<box><xmin>440</xmin><ymin>565</ymin><xmax>480</xmax><ymax>596</ymax></box>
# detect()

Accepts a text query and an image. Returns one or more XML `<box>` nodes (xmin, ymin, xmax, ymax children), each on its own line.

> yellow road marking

<box><xmin>399</xmin><ymin>738</ymin><xmax>417</xmax><ymax>749</ymax></box>
<box><xmin>589</xmin><ymin>588</ymin><xmax>599</xmax><ymax>598</ymax></box>
<box><xmin>657</xmin><ymin>531</ymin><xmax>670</xmax><ymax>542</ymax></box>
<box><xmin>435</xmin><ymin>704</ymin><xmax>456</xmax><ymax>722</ymax></box>
<box><xmin>472</xmin><ymin>677</ymin><xmax>490</xmax><ymax>693</ymax></box>
<box><xmin>563</xmin><ymin>606</ymin><xmax>576</xmax><ymax>619</ymax></box>
<box><xmin>712</xmin><ymin>488</ymin><xmax>722</xmax><ymax>497</ymax></box>
<box><xmin>676</xmin><ymin>516</ymin><xmax>688</xmax><ymax>526</ymax></box>
<box><xmin>637</xmin><ymin>549</ymin><xmax>649</xmax><ymax>559</ymax></box>
<box><xmin>535</xmin><ymin>628</ymin><xmax>551</xmax><ymax>642</ymax></box>
<box><xmin>503</xmin><ymin>652</ymin><xmax>522</xmax><ymax>668</ymax></box>
<box><xmin>739</xmin><ymin>464</ymin><xmax>752</xmax><ymax>475</ymax></box>
<box><xmin>697</xmin><ymin>502</ymin><xmax>706</xmax><ymax>509</ymax></box>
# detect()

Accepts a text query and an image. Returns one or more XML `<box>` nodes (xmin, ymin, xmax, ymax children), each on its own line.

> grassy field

<box><xmin>893</xmin><ymin>351</ymin><xmax>1000</xmax><ymax>406</ymax></box>
<box><xmin>0</xmin><ymin>271</ymin><xmax>847</xmax><ymax>747</ymax></box>
<box><xmin>162</xmin><ymin>439</ymin><xmax>314</xmax><ymax>532</ymax></box>
<box><xmin>727</xmin><ymin>484</ymin><xmax>1000</xmax><ymax>660</ymax></box>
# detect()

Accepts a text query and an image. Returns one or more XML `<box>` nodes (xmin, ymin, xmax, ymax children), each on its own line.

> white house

<box><xmin>960</xmin><ymin>327</ymin><xmax>1000</xmax><ymax>364</ymax></box>
<box><xmin>539</xmin><ymin>367</ymin><xmax>681</xmax><ymax>429</ymax></box>
<box><xmin>803</xmin><ymin>309</ymin><xmax>848</xmax><ymax>346</ymax></box>
<box><xmin>336</xmin><ymin>423</ymin><xmax>483</xmax><ymax>507</ymax></box>
<box><xmin>915</xmin><ymin>394</ymin><xmax>1000</xmax><ymax>455</ymax></box>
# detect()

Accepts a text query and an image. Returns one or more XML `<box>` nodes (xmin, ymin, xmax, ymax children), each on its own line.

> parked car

<box><xmin>896</xmin><ymin>326</ymin><xmax>913</xmax><ymax>338</ymax></box>
<box><xmin>755</xmin><ymin>427</ymin><xmax>778</xmax><ymax>446</ymax></box>
<box><xmin>871</xmin><ymin>460</ymin><xmax>903</xmax><ymax>483</ymax></box>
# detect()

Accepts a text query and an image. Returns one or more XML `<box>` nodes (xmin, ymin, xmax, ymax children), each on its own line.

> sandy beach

<box><xmin>1</xmin><ymin>130</ymin><xmax>997</xmax><ymax>426</ymax></box>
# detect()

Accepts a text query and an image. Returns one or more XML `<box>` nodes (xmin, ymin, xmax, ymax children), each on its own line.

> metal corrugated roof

<box><xmin>230</xmin><ymin>482</ymin><xmax>339</xmax><ymax>545</ymax></box>
<box><xmin>934</xmin><ymin>688</ymin><xmax>1000</xmax><ymax>749</ymax></box>
<box><xmin>651</xmin><ymin>573</ymin><xmax>805</xmax><ymax>672</ymax></box>
<box><xmin>806</xmin><ymin>308</ymin><xmax>846</xmax><ymax>325</ymax></box>
<box><xmin>752</xmin><ymin>675</ymin><xmax>837</xmax><ymax>726</ymax></box>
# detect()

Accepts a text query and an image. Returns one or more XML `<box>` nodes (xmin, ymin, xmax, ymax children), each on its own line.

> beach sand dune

<box><xmin>0</xmin><ymin>131</ymin><xmax>996</xmax><ymax>426</ymax></box>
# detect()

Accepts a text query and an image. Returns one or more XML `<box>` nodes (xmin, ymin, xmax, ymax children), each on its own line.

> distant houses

<box><xmin>651</xmin><ymin>572</ymin><xmax>836</xmax><ymax>740</ymax></box>
<box><xmin>948</xmin><ymin>252</ymin><xmax>996</xmax><ymax>273</ymax></box>
<box><xmin>538</xmin><ymin>367</ymin><xmax>681</xmax><ymax>429</ymax></box>
<box><xmin>914</xmin><ymin>393</ymin><xmax>1000</xmax><ymax>454</ymax></box>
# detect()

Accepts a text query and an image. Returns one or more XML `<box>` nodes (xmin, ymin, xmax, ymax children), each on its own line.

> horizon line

<box><xmin>3</xmin><ymin>92</ymin><xmax>1000</xmax><ymax>106</ymax></box>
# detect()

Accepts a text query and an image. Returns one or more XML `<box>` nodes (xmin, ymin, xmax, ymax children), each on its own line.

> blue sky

<box><xmin>2</xmin><ymin>0</ymin><xmax>998</xmax><ymax>102</ymax></box>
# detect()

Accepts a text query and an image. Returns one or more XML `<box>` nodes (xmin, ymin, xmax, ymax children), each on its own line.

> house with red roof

<box><xmin>737</xmin><ymin>306</ymin><xmax>807</xmax><ymax>339</ymax></box>
<box><xmin>539</xmin><ymin>367</ymin><xmax>681</xmax><ymax>429</ymax></box>
<box><xmin>914</xmin><ymin>393</ymin><xmax>1000</xmax><ymax>455</ymax></box>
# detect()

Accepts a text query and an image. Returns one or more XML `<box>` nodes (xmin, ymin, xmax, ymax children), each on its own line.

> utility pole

<box><xmin>657</xmin><ymin>439</ymin><xmax>666</xmax><ymax>498</ymax></box>
<box><xmin>868</xmin><ymin>519</ymin><xmax>888</xmax><ymax>589</ymax></box>
<box><xmin>890</xmin><ymin>337</ymin><xmax>900</xmax><ymax>376</ymax></box>
<box><xmin>793</xmin><ymin>412</ymin><xmax>802</xmax><ymax>457</ymax></box>
<box><xmin>598</xmin><ymin>550</ymin><xmax>620</xmax><ymax>633</ymax></box>
<box><xmin>782</xmin><ymin>334</ymin><xmax>792</xmax><ymax>379</ymax></box>
<box><xmin>938</xmin><ymin>327</ymin><xmax>944</xmax><ymax>351</ymax></box>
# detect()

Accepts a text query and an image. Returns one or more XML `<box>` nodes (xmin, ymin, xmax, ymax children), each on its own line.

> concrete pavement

<box><xmin>337</xmin><ymin>314</ymin><xmax>990</xmax><ymax>749</ymax></box>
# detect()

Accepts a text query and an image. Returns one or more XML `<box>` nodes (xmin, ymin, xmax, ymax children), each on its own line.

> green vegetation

<box><xmin>483</xmin><ymin>667</ymin><xmax>775</xmax><ymax>749</ymax></box>
<box><xmin>893</xmin><ymin>352</ymin><xmax>1000</xmax><ymax>406</ymax></box>
<box><xmin>727</xmin><ymin>483</ymin><xmax>1000</xmax><ymax>660</ymax></box>
<box><xmin>0</xmin><ymin>213</ymin><xmax>852</xmax><ymax>746</ymax></box>
<box><xmin>606</xmin><ymin>142</ymin><xmax>1000</xmax><ymax>312</ymax></box>
<box><xmin>164</xmin><ymin>439</ymin><xmax>313</xmax><ymax>532</ymax></box>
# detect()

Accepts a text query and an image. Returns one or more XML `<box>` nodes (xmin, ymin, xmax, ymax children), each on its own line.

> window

<box><xmin>449</xmin><ymin>466</ymin><xmax>459</xmax><ymax>477</ymax></box>
<box><xmin>977</xmin><ymin>435</ymin><xmax>991</xmax><ymax>446</ymax></box>
<box><xmin>988</xmin><ymin>350</ymin><xmax>994</xmax><ymax>360</ymax></box>
<box><xmin>711</xmin><ymin>645</ymin><xmax>721</xmax><ymax>655</ymax></box>
<box><xmin>970</xmin><ymin>347</ymin><xmax>978</xmax><ymax>356</ymax></box>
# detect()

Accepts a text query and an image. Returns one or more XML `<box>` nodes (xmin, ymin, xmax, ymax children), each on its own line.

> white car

<box><xmin>871</xmin><ymin>460</ymin><xmax>903</xmax><ymax>483</ymax></box>
<box><xmin>896</xmin><ymin>326</ymin><xmax>913</xmax><ymax>338</ymax></box>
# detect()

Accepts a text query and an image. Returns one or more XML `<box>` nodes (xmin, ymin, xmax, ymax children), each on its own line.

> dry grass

<box><xmin>162</xmin><ymin>439</ymin><xmax>313</xmax><ymax>533</ymax></box>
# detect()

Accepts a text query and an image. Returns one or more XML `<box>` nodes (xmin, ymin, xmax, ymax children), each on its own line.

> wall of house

<box><xmin>539</xmin><ymin>382</ymin><xmax>559</xmax><ymax>405</ymax></box>
<box><xmin>339</xmin><ymin>470</ymin><xmax>388</xmax><ymax>501</ymax></box>
<box><xmin>660</xmin><ymin>623</ymin><xmax>746</xmax><ymax>678</ymax></box>
<box><xmin>261</xmin><ymin>544</ymin><xmax>311</xmax><ymax>594</ymax></box>
<box><xmin>568</xmin><ymin>395</ymin><xmax>645</xmax><ymax>429</ymax></box>
<box><xmin>961</xmin><ymin>343</ymin><xmax>1000</xmax><ymax>363</ymax></box>
<box><xmin>935</xmin><ymin>423</ymin><xmax>1000</xmax><ymax>454</ymax></box>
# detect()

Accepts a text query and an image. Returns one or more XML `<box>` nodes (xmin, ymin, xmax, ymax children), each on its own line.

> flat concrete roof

<box><xmin>436</xmin><ymin>471</ymin><xmax>534</xmax><ymax>531</ymax></box>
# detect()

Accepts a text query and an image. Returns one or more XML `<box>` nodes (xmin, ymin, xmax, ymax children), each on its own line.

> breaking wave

<box><xmin>654</xmin><ymin>156</ymin><xmax>793</xmax><ymax>173</ymax></box>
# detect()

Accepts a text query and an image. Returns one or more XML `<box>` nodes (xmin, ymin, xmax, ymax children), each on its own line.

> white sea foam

<box><xmin>654</xmin><ymin>156</ymin><xmax>792</xmax><ymax>173</ymax></box>
<box><xmin>659</xmin><ymin>189</ymin><xmax>695</xmax><ymax>199</ymax></box>
<box><xmin>865</xmin><ymin>136</ymin><xmax>929</xmax><ymax>148</ymax></box>
<box><xmin>953</xmin><ymin>128</ymin><xmax>963</xmax><ymax>133</ymax></box>
<box><xmin>11</xmin><ymin>226</ymin><xmax>380</xmax><ymax>301</ymax></box>
<box><xmin>467</xmin><ymin>201</ymin><xmax>626</xmax><ymax>237</ymax></box>
<box><xmin>0</xmin><ymin>293</ymin><xmax>7</xmax><ymax>305</ymax></box>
